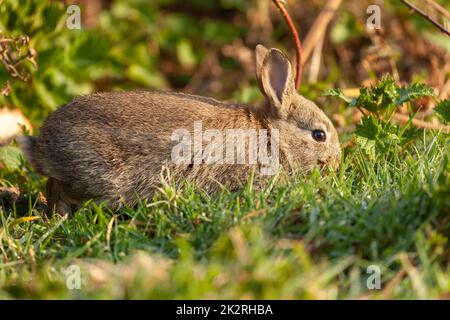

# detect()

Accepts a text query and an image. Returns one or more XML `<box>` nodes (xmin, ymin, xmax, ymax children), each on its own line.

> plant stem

<box><xmin>399</xmin><ymin>0</ymin><xmax>450</xmax><ymax>37</ymax></box>
<box><xmin>272</xmin><ymin>0</ymin><xmax>303</xmax><ymax>89</ymax></box>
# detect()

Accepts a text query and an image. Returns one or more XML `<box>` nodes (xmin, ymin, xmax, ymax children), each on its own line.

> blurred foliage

<box><xmin>0</xmin><ymin>0</ymin><xmax>253</xmax><ymax>125</ymax></box>
<box><xmin>1</xmin><ymin>0</ymin><xmax>449</xmax><ymax>128</ymax></box>
<box><xmin>435</xmin><ymin>99</ymin><xmax>450</xmax><ymax>123</ymax></box>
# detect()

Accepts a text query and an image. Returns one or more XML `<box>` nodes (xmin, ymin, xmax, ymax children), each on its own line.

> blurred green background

<box><xmin>1</xmin><ymin>0</ymin><xmax>449</xmax><ymax>128</ymax></box>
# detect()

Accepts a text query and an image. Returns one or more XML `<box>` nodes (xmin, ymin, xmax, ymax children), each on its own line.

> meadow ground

<box><xmin>0</xmin><ymin>129</ymin><xmax>448</xmax><ymax>299</ymax></box>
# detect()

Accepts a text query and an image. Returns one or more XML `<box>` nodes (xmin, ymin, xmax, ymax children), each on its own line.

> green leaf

<box><xmin>356</xmin><ymin>136</ymin><xmax>376</xmax><ymax>159</ymax></box>
<box><xmin>68</xmin><ymin>32</ymin><xmax>110</xmax><ymax>68</ymax></box>
<box><xmin>330</xmin><ymin>12</ymin><xmax>364</xmax><ymax>44</ymax></box>
<box><xmin>126</xmin><ymin>64</ymin><xmax>167</xmax><ymax>88</ymax></box>
<box><xmin>358</xmin><ymin>74</ymin><xmax>398</xmax><ymax>113</ymax></box>
<box><xmin>353</xmin><ymin>75</ymin><xmax>399</xmax><ymax>114</ymax></box>
<box><xmin>355</xmin><ymin>116</ymin><xmax>379</xmax><ymax>140</ymax></box>
<box><xmin>396</xmin><ymin>83</ymin><xmax>436</xmax><ymax>105</ymax></box>
<box><xmin>435</xmin><ymin>99</ymin><xmax>450</xmax><ymax>123</ymax></box>
<box><xmin>34</xmin><ymin>80</ymin><xmax>59</xmax><ymax>110</ymax></box>
<box><xmin>8</xmin><ymin>216</ymin><xmax>40</xmax><ymax>228</ymax></box>
<box><xmin>176</xmin><ymin>39</ymin><xmax>197</xmax><ymax>67</ymax></box>
<box><xmin>0</xmin><ymin>146</ymin><xmax>23</xmax><ymax>170</ymax></box>
<box><xmin>323</xmin><ymin>88</ymin><xmax>354</xmax><ymax>104</ymax></box>
<box><xmin>350</xmin><ymin>75</ymin><xmax>436</xmax><ymax>117</ymax></box>
<box><xmin>355</xmin><ymin>87</ymin><xmax>379</xmax><ymax>113</ymax></box>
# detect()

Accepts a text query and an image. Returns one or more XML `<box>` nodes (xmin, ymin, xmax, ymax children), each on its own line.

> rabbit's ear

<box><xmin>258</xmin><ymin>48</ymin><xmax>295</xmax><ymax>109</ymax></box>
<box><xmin>255</xmin><ymin>44</ymin><xmax>269</xmax><ymax>91</ymax></box>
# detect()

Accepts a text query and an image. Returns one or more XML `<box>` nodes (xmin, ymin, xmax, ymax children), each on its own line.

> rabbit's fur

<box><xmin>18</xmin><ymin>45</ymin><xmax>341</xmax><ymax>213</ymax></box>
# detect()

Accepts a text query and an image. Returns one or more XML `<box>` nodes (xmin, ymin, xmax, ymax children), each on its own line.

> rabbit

<box><xmin>17</xmin><ymin>45</ymin><xmax>341</xmax><ymax>214</ymax></box>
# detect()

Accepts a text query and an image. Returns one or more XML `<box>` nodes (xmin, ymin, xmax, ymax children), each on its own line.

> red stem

<box><xmin>272</xmin><ymin>0</ymin><xmax>303</xmax><ymax>89</ymax></box>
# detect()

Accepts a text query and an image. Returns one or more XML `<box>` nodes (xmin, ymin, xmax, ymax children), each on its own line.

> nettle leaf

<box><xmin>355</xmin><ymin>76</ymin><xmax>398</xmax><ymax>113</ymax></box>
<box><xmin>396</xmin><ymin>82</ymin><xmax>436</xmax><ymax>105</ymax></box>
<box><xmin>351</xmin><ymin>76</ymin><xmax>436</xmax><ymax>120</ymax></box>
<box><xmin>325</xmin><ymin>75</ymin><xmax>435</xmax><ymax>117</ymax></box>
<box><xmin>354</xmin><ymin>75</ymin><xmax>399</xmax><ymax>114</ymax></box>
<box><xmin>323</xmin><ymin>88</ymin><xmax>354</xmax><ymax>104</ymax></box>
<box><xmin>372</xmin><ymin>75</ymin><xmax>398</xmax><ymax>110</ymax></box>
<box><xmin>355</xmin><ymin>117</ymin><xmax>406</xmax><ymax>158</ymax></box>
<box><xmin>355</xmin><ymin>87</ymin><xmax>378</xmax><ymax>113</ymax></box>
<box><xmin>356</xmin><ymin>136</ymin><xmax>376</xmax><ymax>159</ymax></box>
<box><xmin>355</xmin><ymin>115</ymin><xmax>379</xmax><ymax>140</ymax></box>
<box><xmin>379</xmin><ymin>121</ymin><xmax>401</xmax><ymax>145</ymax></box>
<box><xmin>378</xmin><ymin>129</ymin><xmax>401</xmax><ymax>147</ymax></box>
<box><xmin>401</xmin><ymin>126</ymin><xmax>420</xmax><ymax>144</ymax></box>
<box><xmin>0</xmin><ymin>146</ymin><xmax>23</xmax><ymax>170</ymax></box>
<box><xmin>435</xmin><ymin>99</ymin><xmax>450</xmax><ymax>123</ymax></box>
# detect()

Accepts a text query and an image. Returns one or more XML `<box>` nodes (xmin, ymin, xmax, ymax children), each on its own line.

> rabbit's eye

<box><xmin>312</xmin><ymin>130</ymin><xmax>327</xmax><ymax>142</ymax></box>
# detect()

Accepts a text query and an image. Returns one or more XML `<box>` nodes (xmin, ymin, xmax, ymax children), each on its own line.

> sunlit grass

<box><xmin>0</xmin><ymin>131</ymin><xmax>448</xmax><ymax>299</ymax></box>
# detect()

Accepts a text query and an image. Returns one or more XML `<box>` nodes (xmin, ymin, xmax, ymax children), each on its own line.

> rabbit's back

<box><xmin>44</xmin><ymin>90</ymin><xmax>244</xmax><ymax>131</ymax></box>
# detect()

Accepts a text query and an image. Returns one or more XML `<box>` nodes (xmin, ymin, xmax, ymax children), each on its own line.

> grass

<box><xmin>0</xmin><ymin>129</ymin><xmax>448</xmax><ymax>299</ymax></box>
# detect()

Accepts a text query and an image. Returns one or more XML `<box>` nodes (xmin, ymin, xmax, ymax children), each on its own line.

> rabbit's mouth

<box><xmin>330</xmin><ymin>157</ymin><xmax>340</xmax><ymax>170</ymax></box>
<box><xmin>317</xmin><ymin>156</ymin><xmax>340</xmax><ymax>172</ymax></box>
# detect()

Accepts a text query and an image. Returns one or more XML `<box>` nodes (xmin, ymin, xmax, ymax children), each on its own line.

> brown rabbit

<box><xmin>17</xmin><ymin>45</ymin><xmax>341</xmax><ymax>214</ymax></box>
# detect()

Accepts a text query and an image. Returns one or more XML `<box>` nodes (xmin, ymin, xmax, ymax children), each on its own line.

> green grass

<box><xmin>0</xmin><ymin>129</ymin><xmax>448</xmax><ymax>299</ymax></box>
<box><xmin>1</xmin><ymin>0</ymin><xmax>449</xmax><ymax>300</ymax></box>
